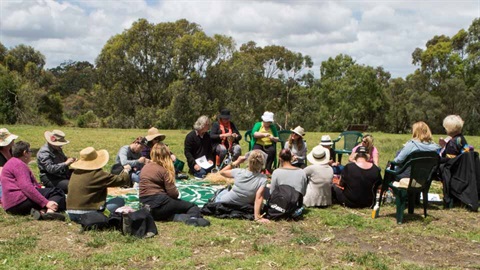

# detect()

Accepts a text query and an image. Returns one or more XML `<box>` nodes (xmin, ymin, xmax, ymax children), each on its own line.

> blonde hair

<box><xmin>248</xmin><ymin>150</ymin><xmax>265</xmax><ymax>173</ymax></box>
<box><xmin>443</xmin><ymin>115</ymin><xmax>464</xmax><ymax>136</ymax></box>
<box><xmin>362</xmin><ymin>134</ymin><xmax>374</xmax><ymax>155</ymax></box>
<box><xmin>151</xmin><ymin>142</ymin><xmax>175</xmax><ymax>183</ymax></box>
<box><xmin>412</xmin><ymin>121</ymin><xmax>433</xmax><ymax>143</ymax></box>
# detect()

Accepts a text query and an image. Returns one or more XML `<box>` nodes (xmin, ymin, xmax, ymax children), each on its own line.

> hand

<box><xmin>271</xmin><ymin>137</ymin><xmax>279</xmax><ymax>143</ymax></box>
<box><xmin>439</xmin><ymin>137</ymin><xmax>446</xmax><ymax>147</ymax></box>
<box><xmin>46</xmin><ymin>201</ymin><xmax>58</xmax><ymax>212</ymax></box>
<box><xmin>138</xmin><ymin>157</ymin><xmax>146</xmax><ymax>163</ymax></box>
<box><xmin>256</xmin><ymin>217</ymin><xmax>270</xmax><ymax>224</ymax></box>
<box><xmin>65</xmin><ymin>157</ymin><xmax>76</xmax><ymax>165</ymax></box>
<box><xmin>236</xmin><ymin>156</ymin><xmax>247</xmax><ymax>164</ymax></box>
<box><xmin>232</xmin><ymin>133</ymin><xmax>238</xmax><ymax>138</ymax></box>
<box><xmin>194</xmin><ymin>164</ymin><xmax>201</xmax><ymax>171</ymax></box>
<box><xmin>123</xmin><ymin>165</ymin><xmax>132</xmax><ymax>172</ymax></box>
<box><xmin>170</xmin><ymin>154</ymin><xmax>177</xmax><ymax>162</ymax></box>
<box><xmin>208</xmin><ymin>160</ymin><xmax>214</xmax><ymax>164</ymax></box>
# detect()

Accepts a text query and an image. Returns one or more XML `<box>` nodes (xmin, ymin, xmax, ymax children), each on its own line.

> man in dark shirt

<box><xmin>184</xmin><ymin>115</ymin><xmax>214</xmax><ymax>178</ymax></box>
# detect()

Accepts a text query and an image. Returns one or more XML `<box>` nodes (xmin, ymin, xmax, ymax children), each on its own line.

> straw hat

<box><xmin>145</xmin><ymin>127</ymin><xmax>166</xmax><ymax>142</ymax></box>
<box><xmin>0</xmin><ymin>128</ymin><xmax>18</xmax><ymax>147</ymax></box>
<box><xmin>307</xmin><ymin>145</ymin><xmax>330</xmax><ymax>165</ymax></box>
<box><xmin>320</xmin><ymin>135</ymin><xmax>333</xmax><ymax>146</ymax></box>
<box><xmin>44</xmin><ymin>130</ymin><xmax>69</xmax><ymax>146</ymax></box>
<box><xmin>291</xmin><ymin>126</ymin><xmax>305</xmax><ymax>137</ymax></box>
<box><xmin>261</xmin><ymin>111</ymin><xmax>274</xmax><ymax>122</ymax></box>
<box><xmin>70</xmin><ymin>147</ymin><xmax>109</xmax><ymax>170</ymax></box>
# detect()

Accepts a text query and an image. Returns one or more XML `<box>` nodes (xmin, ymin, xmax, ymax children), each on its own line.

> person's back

<box><xmin>341</xmin><ymin>163</ymin><xmax>380</xmax><ymax>208</ymax></box>
<box><xmin>219</xmin><ymin>168</ymin><xmax>267</xmax><ymax>205</ymax></box>
<box><xmin>271</xmin><ymin>167</ymin><xmax>307</xmax><ymax>196</ymax></box>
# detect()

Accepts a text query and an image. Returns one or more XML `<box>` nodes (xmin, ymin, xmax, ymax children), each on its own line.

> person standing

<box><xmin>37</xmin><ymin>130</ymin><xmax>76</xmax><ymax>194</ymax></box>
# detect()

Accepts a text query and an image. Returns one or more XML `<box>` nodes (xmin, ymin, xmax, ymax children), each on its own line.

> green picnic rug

<box><xmin>107</xmin><ymin>179</ymin><xmax>220</xmax><ymax>210</ymax></box>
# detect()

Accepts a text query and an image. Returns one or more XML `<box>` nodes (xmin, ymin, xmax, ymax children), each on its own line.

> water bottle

<box><xmin>371</xmin><ymin>192</ymin><xmax>380</xmax><ymax>219</ymax></box>
<box><xmin>292</xmin><ymin>206</ymin><xmax>304</xmax><ymax>218</ymax></box>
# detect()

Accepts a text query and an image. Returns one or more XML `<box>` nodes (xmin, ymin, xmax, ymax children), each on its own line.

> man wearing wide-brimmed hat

<box><xmin>37</xmin><ymin>130</ymin><xmax>76</xmax><ymax>194</ymax></box>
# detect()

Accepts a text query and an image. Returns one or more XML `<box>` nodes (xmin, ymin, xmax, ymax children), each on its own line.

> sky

<box><xmin>1</xmin><ymin>0</ymin><xmax>479</xmax><ymax>78</ymax></box>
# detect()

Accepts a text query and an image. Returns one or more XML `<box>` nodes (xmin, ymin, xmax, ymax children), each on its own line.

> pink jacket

<box><xmin>0</xmin><ymin>157</ymin><xmax>48</xmax><ymax>210</ymax></box>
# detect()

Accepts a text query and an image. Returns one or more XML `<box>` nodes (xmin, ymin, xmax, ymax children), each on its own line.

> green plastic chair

<box><xmin>332</xmin><ymin>131</ymin><xmax>363</xmax><ymax>164</ymax></box>
<box><xmin>278</xmin><ymin>130</ymin><xmax>292</xmax><ymax>149</ymax></box>
<box><xmin>381</xmin><ymin>151</ymin><xmax>440</xmax><ymax>224</ymax></box>
<box><xmin>244</xmin><ymin>130</ymin><xmax>253</xmax><ymax>151</ymax></box>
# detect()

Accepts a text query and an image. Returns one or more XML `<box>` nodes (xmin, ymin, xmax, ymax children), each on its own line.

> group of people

<box><xmin>0</xmin><ymin>111</ymin><xmax>472</xmax><ymax>225</ymax></box>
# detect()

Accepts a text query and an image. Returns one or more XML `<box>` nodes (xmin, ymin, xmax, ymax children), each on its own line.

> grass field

<box><xmin>1</xmin><ymin>125</ymin><xmax>479</xmax><ymax>269</ymax></box>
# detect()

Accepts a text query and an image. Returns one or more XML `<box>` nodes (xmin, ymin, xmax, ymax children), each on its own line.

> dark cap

<box><xmin>219</xmin><ymin>109</ymin><xmax>231</xmax><ymax>119</ymax></box>
<box><xmin>356</xmin><ymin>146</ymin><xmax>367</xmax><ymax>154</ymax></box>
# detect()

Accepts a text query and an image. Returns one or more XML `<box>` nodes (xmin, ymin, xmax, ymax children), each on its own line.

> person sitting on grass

<box><xmin>217</xmin><ymin>150</ymin><xmax>269</xmax><ymax>223</ymax></box>
<box><xmin>303</xmin><ymin>145</ymin><xmax>334</xmax><ymax>207</ymax></box>
<box><xmin>320</xmin><ymin>135</ymin><xmax>343</xmax><ymax>174</ymax></box>
<box><xmin>270</xmin><ymin>148</ymin><xmax>308</xmax><ymax>198</ymax></box>
<box><xmin>284</xmin><ymin>126</ymin><xmax>307</xmax><ymax>168</ymax></box>
<box><xmin>140</xmin><ymin>142</ymin><xmax>210</xmax><ymax>226</ymax></box>
<box><xmin>332</xmin><ymin>146</ymin><xmax>382</xmax><ymax>208</ymax></box>
<box><xmin>67</xmin><ymin>147</ymin><xmax>132</xmax><ymax>223</ymax></box>
<box><xmin>1</xmin><ymin>141</ymin><xmax>65</xmax><ymax>220</ymax></box>
<box><xmin>114</xmin><ymin>136</ymin><xmax>149</xmax><ymax>185</ymax></box>
<box><xmin>37</xmin><ymin>130</ymin><xmax>76</xmax><ymax>194</ymax></box>
<box><xmin>0</xmin><ymin>128</ymin><xmax>18</xmax><ymax>202</ymax></box>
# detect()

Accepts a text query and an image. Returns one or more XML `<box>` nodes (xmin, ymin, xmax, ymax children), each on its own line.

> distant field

<box><xmin>1</xmin><ymin>125</ymin><xmax>479</xmax><ymax>269</ymax></box>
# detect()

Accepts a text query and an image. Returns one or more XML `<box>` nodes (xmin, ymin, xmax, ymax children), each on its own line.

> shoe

<box><xmin>173</xmin><ymin>214</ymin><xmax>191</xmax><ymax>223</ymax></box>
<box><xmin>30</xmin><ymin>208</ymin><xmax>42</xmax><ymax>220</ymax></box>
<box><xmin>176</xmin><ymin>173</ymin><xmax>188</xmax><ymax>180</ymax></box>
<box><xmin>42</xmin><ymin>212</ymin><xmax>66</xmax><ymax>221</ymax></box>
<box><xmin>145</xmin><ymin>232</ymin><xmax>156</xmax><ymax>238</ymax></box>
<box><xmin>185</xmin><ymin>217</ymin><xmax>210</xmax><ymax>227</ymax></box>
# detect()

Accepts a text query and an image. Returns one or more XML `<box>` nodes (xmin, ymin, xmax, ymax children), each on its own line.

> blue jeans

<box><xmin>131</xmin><ymin>171</ymin><xmax>141</xmax><ymax>183</ymax></box>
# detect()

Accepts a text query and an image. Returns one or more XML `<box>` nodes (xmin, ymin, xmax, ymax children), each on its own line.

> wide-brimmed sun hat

<box><xmin>291</xmin><ymin>126</ymin><xmax>305</xmax><ymax>137</ymax></box>
<box><xmin>320</xmin><ymin>135</ymin><xmax>333</xmax><ymax>146</ymax></box>
<box><xmin>145</xmin><ymin>127</ymin><xmax>166</xmax><ymax>142</ymax></box>
<box><xmin>44</xmin><ymin>130</ymin><xmax>69</xmax><ymax>146</ymax></box>
<box><xmin>0</xmin><ymin>128</ymin><xmax>18</xmax><ymax>147</ymax></box>
<box><xmin>261</xmin><ymin>111</ymin><xmax>274</xmax><ymax>122</ymax></box>
<box><xmin>70</xmin><ymin>147</ymin><xmax>109</xmax><ymax>170</ymax></box>
<box><xmin>307</xmin><ymin>145</ymin><xmax>330</xmax><ymax>165</ymax></box>
<box><xmin>219</xmin><ymin>109</ymin><xmax>231</xmax><ymax>120</ymax></box>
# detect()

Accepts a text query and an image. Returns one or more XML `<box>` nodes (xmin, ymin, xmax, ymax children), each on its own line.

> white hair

<box><xmin>193</xmin><ymin>115</ymin><xmax>210</xmax><ymax>131</ymax></box>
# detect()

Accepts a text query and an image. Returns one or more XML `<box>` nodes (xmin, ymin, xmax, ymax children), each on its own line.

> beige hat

<box><xmin>261</xmin><ymin>111</ymin><xmax>274</xmax><ymax>122</ymax></box>
<box><xmin>70</xmin><ymin>147</ymin><xmax>109</xmax><ymax>170</ymax></box>
<box><xmin>44</xmin><ymin>130</ymin><xmax>69</xmax><ymax>146</ymax></box>
<box><xmin>145</xmin><ymin>127</ymin><xmax>166</xmax><ymax>142</ymax></box>
<box><xmin>291</xmin><ymin>126</ymin><xmax>305</xmax><ymax>137</ymax></box>
<box><xmin>320</xmin><ymin>135</ymin><xmax>333</xmax><ymax>146</ymax></box>
<box><xmin>0</xmin><ymin>128</ymin><xmax>18</xmax><ymax>147</ymax></box>
<box><xmin>307</xmin><ymin>145</ymin><xmax>330</xmax><ymax>165</ymax></box>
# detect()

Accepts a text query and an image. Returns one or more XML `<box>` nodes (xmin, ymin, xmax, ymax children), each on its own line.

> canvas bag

<box><xmin>265</xmin><ymin>185</ymin><xmax>303</xmax><ymax>220</ymax></box>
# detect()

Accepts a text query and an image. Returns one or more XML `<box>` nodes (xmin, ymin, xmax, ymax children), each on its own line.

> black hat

<box><xmin>356</xmin><ymin>146</ymin><xmax>367</xmax><ymax>154</ymax></box>
<box><xmin>219</xmin><ymin>109</ymin><xmax>231</xmax><ymax>119</ymax></box>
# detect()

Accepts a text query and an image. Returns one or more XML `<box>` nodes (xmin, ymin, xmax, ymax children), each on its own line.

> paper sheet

<box><xmin>195</xmin><ymin>155</ymin><xmax>214</xmax><ymax>169</ymax></box>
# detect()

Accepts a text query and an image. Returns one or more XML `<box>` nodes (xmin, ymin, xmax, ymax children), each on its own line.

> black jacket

<box><xmin>441</xmin><ymin>151</ymin><xmax>480</xmax><ymax>211</ymax></box>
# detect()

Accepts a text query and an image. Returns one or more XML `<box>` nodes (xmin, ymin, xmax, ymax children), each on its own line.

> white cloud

<box><xmin>0</xmin><ymin>0</ymin><xmax>478</xmax><ymax>78</ymax></box>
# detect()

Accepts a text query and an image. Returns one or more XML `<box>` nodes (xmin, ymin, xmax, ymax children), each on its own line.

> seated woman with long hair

<box><xmin>348</xmin><ymin>134</ymin><xmax>379</xmax><ymax>166</ymax></box>
<box><xmin>284</xmin><ymin>126</ymin><xmax>307</xmax><ymax>168</ymax></box>
<box><xmin>218</xmin><ymin>150</ymin><xmax>269</xmax><ymax>223</ymax></box>
<box><xmin>139</xmin><ymin>143</ymin><xmax>209</xmax><ymax>226</ymax></box>
<box><xmin>1</xmin><ymin>141</ymin><xmax>65</xmax><ymax>220</ymax></box>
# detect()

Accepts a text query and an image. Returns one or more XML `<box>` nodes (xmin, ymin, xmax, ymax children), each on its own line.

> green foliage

<box><xmin>77</xmin><ymin>110</ymin><xmax>98</xmax><ymax>128</ymax></box>
<box><xmin>0</xmin><ymin>65</ymin><xmax>18</xmax><ymax>124</ymax></box>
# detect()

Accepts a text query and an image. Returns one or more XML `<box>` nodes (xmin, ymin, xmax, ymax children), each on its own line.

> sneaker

<box><xmin>176</xmin><ymin>173</ymin><xmax>188</xmax><ymax>180</ymax></box>
<box><xmin>185</xmin><ymin>217</ymin><xmax>210</xmax><ymax>227</ymax></box>
<box><xmin>144</xmin><ymin>232</ymin><xmax>156</xmax><ymax>238</ymax></box>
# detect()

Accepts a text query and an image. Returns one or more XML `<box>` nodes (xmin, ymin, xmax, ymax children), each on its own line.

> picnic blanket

<box><xmin>107</xmin><ymin>179</ymin><xmax>221</xmax><ymax>210</ymax></box>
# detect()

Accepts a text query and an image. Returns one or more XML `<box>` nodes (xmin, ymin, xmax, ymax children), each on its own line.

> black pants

<box><xmin>140</xmin><ymin>194</ymin><xmax>201</xmax><ymax>221</ymax></box>
<box><xmin>40</xmin><ymin>175</ymin><xmax>69</xmax><ymax>194</ymax></box>
<box><xmin>253</xmin><ymin>144</ymin><xmax>276</xmax><ymax>172</ymax></box>
<box><xmin>6</xmin><ymin>187</ymin><xmax>66</xmax><ymax>215</ymax></box>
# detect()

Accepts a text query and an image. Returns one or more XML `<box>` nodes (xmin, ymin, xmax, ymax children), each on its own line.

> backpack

<box><xmin>265</xmin><ymin>185</ymin><xmax>303</xmax><ymax>220</ymax></box>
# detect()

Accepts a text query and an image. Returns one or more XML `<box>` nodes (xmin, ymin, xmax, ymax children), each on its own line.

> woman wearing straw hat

<box><xmin>303</xmin><ymin>145</ymin><xmax>334</xmax><ymax>207</ymax></box>
<box><xmin>250</xmin><ymin>111</ymin><xmax>280</xmax><ymax>174</ymax></box>
<box><xmin>140</xmin><ymin>143</ymin><xmax>210</xmax><ymax>226</ymax></box>
<box><xmin>0</xmin><ymin>128</ymin><xmax>18</xmax><ymax>201</ymax></box>
<box><xmin>1</xmin><ymin>141</ymin><xmax>66</xmax><ymax>220</ymax></box>
<box><xmin>284</xmin><ymin>126</ymin><xmax>307</xmax><ymax>168</ymax></box>
<box><xmin>37</xmin><ymin>130</ymin><xmax>76</xmax><ymax>194</ymax></box>
<box><xmin>67</xmin><ymin>147</ymin><xmax>132</xmax><ymax>223</ymax></box>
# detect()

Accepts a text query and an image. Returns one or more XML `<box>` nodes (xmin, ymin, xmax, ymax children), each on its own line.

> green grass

<box><xmin>1</xmin><ymin>125</ymin><xmax>479</xmax><ymax>269</ymax></box>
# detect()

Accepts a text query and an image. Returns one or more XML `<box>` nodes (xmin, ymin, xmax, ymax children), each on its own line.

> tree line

<box><xmin>1</xmin><ymin>18</ymin><xmax>479</xmax><ymax>135</ymax></box>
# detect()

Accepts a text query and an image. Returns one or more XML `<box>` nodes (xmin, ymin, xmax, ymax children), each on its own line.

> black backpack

<box><xmin>265</xmin><ymin>185</ymin><xmax>303</xmax><ymax>220</ymax></box>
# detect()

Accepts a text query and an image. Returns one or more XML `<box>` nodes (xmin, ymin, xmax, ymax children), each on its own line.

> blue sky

<box><xmin>1</xmin><ymin>0</ymin><xmax>479</xmax><ymax>78</ymax></box>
